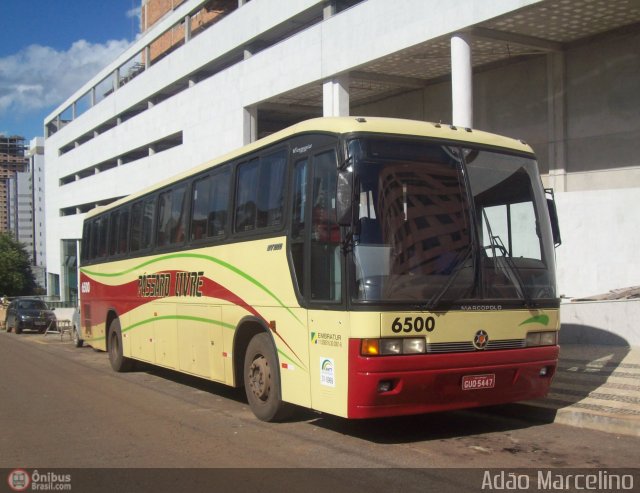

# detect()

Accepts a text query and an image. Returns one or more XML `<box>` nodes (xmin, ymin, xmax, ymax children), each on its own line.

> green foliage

<box><xmin>0</xmin><ymin>233</ymin><xmax>36</xmax><ymax>296</ymax></box>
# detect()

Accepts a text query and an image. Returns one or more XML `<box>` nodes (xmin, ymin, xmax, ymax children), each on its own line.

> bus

<box><xmin>79</xmin><ymin>117</ymin><xmax>561</xmax><ymax>421</ymax></box>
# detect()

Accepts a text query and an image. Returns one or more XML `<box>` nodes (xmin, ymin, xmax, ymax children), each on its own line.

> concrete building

<box><xmin>43</xmin><ymin>0</ymin><xmax>640</xmax><ymax>302</ymax></box>
<box><xmin>5</xmin><ymin>138</ymin><xmax>47</xmax><ymax>291</ymax></box>
<box><xmin>0</xmin><ymin>135</ymin><xmax>28</xmax><ymax>234</ymax></box>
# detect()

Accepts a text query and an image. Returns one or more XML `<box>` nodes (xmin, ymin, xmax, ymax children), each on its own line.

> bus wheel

<box><xmin>243</xmin><ymin>333</ymin><xmax>291</xmax><ymax>422</ymax></box>
<box><xmin>108</xmin><ymin>318</ymin><xmax>134</xmax><ymax>372</ymax></box>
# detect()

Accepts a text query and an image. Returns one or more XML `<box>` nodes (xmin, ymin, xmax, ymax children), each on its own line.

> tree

<box><xmin>0</xmin><ymin>233</ymin><xmax>36</xmax><ymax>297</ymax></box>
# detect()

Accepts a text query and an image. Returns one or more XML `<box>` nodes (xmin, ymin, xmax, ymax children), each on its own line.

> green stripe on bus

<box><xmin>81</xmin><ymin>253</ymin><xmax>304</xmax><ymax>326</ymax></box>
<box><xmin>519</xmin><ymin>314</ymin><xmax>550</xmax><ymax>326</ymax></box>
<box><xmin>121</xmin><ymin>314</ymin><xmax>234</xmax><ymax>334</ymax></box>
<box><xmin>119</xmin><ymin>315</ymin><xmax>307</xmax><ymax>372</ymax></box>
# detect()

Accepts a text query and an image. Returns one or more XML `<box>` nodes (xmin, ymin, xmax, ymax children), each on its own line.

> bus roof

<box><xmin>85</xmin><ymin>116</ymin><xmax>534</xmax><ymax>219</ymax></box>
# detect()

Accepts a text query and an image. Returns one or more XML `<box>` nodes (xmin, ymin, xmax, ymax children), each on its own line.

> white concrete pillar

<box><xmin>547</xmin><ymin>52</ymin><xmax>567</xmax><ymax>192</ymax></box>
<box><xmin>184</xmin><ymin>15</ymin><xmax>192</xmax><ymax>42</ymax></box>
<box><xmin>451</xmin><ymin>34</ymin><xmax>473</xmax><ymax>128</ymax></box>
<box><xmin>243</xmin><ymin>106</ymin><xmax>257</xmax><ymax>145</ymax></box>
<box><xmin>323</xmin><ymin>1</ymin><xmax>336</xmax><ymax>20</ymax></box>
<box><xmin>323</xmin><ymin>75</ymin><xmax>350</xmax><ymax>117</ymax></box>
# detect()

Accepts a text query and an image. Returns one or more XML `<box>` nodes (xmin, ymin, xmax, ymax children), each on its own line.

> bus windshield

<box><xmin>349</xmin><ymin>138</ymin><xmax>556</xmax><ymax>305</ymax></box>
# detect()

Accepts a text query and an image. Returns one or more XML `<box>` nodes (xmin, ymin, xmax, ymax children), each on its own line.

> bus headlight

<box><xmin>526</xmin><ymin>331</ymin><xmax>557</xmax><ymax>347</ymax></box>
<box><xmin>361</xmin><ymin>338</ymin><xmax>426</xmax><ymax>356</ymax></box>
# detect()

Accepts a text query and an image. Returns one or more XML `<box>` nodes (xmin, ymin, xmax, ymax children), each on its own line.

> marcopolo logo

<box><xmin>7</xmin><ymin>470</ymin><xmax>30</xmax><ymax>492</ymax></box>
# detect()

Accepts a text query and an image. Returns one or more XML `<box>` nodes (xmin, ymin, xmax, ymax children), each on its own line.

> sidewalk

<box><xmin>516</xmin><ymin>344</ymin><xmax>640</xmax><ymax>437</ymax></box>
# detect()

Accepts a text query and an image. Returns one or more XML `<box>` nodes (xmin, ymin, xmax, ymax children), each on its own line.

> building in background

<box><xmin>0</xmin><ymin>135</ymin><xmax>28</xmax><ymax>234</ymax></box>
<box><xmin>43</xmin><ymin>0</ymin><xmax>640</xmax><ymax>302</ymax></box>
<box><xmin>5</xmin><ymin>137</ymin><xmax>47</xmax><ymax>291</ymax></box>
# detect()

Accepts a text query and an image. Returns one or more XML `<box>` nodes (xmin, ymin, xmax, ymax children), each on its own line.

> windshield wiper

<box><xmin>482</xmin><ymin>210</ymin><xmax>536</xmax><ymax>308</ymax></box>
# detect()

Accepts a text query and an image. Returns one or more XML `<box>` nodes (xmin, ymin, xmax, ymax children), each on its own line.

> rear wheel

<box><xmin>243</xmin><ymin>333</ymin><xmax>291</xmax><ymax>422</ymax></box>
<box><xmin>108</xmin><ymin>318</ymin><xmax>134</xmax><ymax>372</ymax></box>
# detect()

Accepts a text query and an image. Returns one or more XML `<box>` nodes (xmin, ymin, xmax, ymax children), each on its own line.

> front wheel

<box><xmin>243</xmin><ymin>333</ymin><xmax>291</xmax><ymax>422</ymax></box>
<box><xmin>108</xmin><ymin>318</ymin><xmax>134</xmax><ymax>372</ymax></box>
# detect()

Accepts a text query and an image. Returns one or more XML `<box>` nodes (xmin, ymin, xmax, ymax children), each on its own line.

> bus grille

<box><xmin>426</xmin><ymin>339</ymin><xmax>526</xmax><ymax>353</ymax></box>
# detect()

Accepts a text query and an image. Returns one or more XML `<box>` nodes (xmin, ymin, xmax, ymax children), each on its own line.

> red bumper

<box><xmin>347</xmin><ymin>339</ymin><xmax>558</xmax><ymax>419</ymax></box>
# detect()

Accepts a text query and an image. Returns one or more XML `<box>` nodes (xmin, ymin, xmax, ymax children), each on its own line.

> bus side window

<box><xmin>130</xmin><ymin>200</ymin><xmax>143</xmax><ymax>252</ymax></box>
<box><xmin>118</xmin><ymin>207</ymin><xmax>129</xmax><ymax>254</ymax></box>
<box><xmin>108</xmin><ymin>210</ymin><xmax>120</xmax><ymax>256</ymax></box>
<box><xmin>209</xmin><ymin>168</ymin><xmax>230</xmax><ymax>238</ymax></box>
<box><xmin>290</xmin><ymin>158</ymin><xmax>308</xmax><ymax>296</ymax></box>
<box><xmin>310</xmin><ymin>150</ymin><xmax>341</xmax><ymax>302</ymax></box>
<box><xmin>192</xmin><ymin>168</ymin><xmax>230</xmax><ymax>241</ymax></box>
<box><xmin>235</xmin><ymin>159</ymin><xmax>259</xmax><ymax>233</ymax></box>
<box><xmin>141</xmin><ymin>196</ymin><xmax>155</xmax><ymax>250</ymax></box>
<box><xmin>257</xmin><ymin>149</ymin><xmax>286</xmax><ymax>228</ymax></box>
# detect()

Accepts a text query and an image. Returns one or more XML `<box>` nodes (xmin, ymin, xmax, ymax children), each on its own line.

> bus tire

<box><xmin>108</xmin><ymin>318</ymin><xmax>134</xmax><ymax>372</ymax></box>
<box><xmin>243</xmin><ymin>333</ymin><xmax>291</xmax><ymax>422</ymax></box>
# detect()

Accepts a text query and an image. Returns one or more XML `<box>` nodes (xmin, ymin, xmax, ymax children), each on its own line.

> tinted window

<box><xmin>235</xmin><ymin>149</ymin><xmax>287</xmax><ymax>233</ymax></box>
<box><xmin>191</xmin><ymin>168</ymin><xmax>230</xmax><ymax>241</ymax></box>
<box><xmin>130</xmin><ymin>197</ymin><xmax>155</xmax><ymax>252</ymax></box>
<box><xmin>81</xmin><ymin>222</ymin><xmax>91</xmax><ymax>262</ymax></box>
<box><xmin>257</xmin><ymin>150</ymin><xmax>287</xmax><ymax>228</ymax></box>
<box><xmin>117</xmin><ymin>208</ymin><xmax>129</xmax><ymax>255</ymax></box>
<box><xmin>235</xmin><ymin>159</ymin><xmax>259</xmax><ymax>232</ymax></box>
<box><xmin>157</xmin><ymin>184</ymin><xmax>188</xmax><ymax>247</ymax></box>
<box><xmin>130</xmin><ymin>201</ymin><xmax>144</xmax><ymax>252</ymax></box>
<box><xmin>97</xmin><ymin>216</ymin><xmax>108</xmax><ymax>258</ymax></box>
<box><xmin>108</xmin><ymin>210</ymin><xmax>120</xmax><ymax>256</ymax></box>
<box><xmin>290</xmin><ymin>158</ymin><xmax>308</xmax><ymax>295</ymax></box>
<box><xmin>310</xmin><ymin>150</ymin><xmax>341</xmax><ymax>301</ymax></box>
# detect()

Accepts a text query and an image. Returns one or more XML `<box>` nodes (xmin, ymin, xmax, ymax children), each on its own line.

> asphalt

<box><xmin>499</xmin><ymin>343</ymin><xmax>640</xmax><ymax>437</ymax></box>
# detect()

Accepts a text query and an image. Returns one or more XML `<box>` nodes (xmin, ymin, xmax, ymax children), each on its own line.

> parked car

<box><xmin>71</xmin><ymin>308</ymin><xmax>84</xmax><ymax>347</ymax></box>
<box><xmin>4</xmin><ymin>298</ymin><xmax>56</xmax><ymax>334</ymax></box>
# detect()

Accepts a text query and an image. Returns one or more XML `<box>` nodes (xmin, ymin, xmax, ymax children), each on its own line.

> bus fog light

<box><xmin>402</xmin><ymin>338</ymin><xmax>426</xmax><ymax>354</ymax></box>
<box><xmin>377</xmin><ymin>380</ymin><xmax>394</xmax><ymax>393</ymax></box>
<box><xmin>380</xmin><ymin>339</ymin><xmax>402</xmax><ymax>355</ymax></box>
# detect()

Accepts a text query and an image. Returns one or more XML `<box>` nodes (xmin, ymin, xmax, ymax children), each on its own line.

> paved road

<box><xmin>1</xmin><ymin>330</ymin><xmax>638</xmax><ymax>491</ymax></box>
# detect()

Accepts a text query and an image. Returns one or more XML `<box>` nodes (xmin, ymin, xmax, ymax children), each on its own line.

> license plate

<box><xmin>462</xmin><ymin>374</ymin><xmax>495</xmax><ymax>391</ymax></box>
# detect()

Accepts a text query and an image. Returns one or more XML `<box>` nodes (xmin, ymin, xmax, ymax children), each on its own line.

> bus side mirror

<box><xmin>336</xmin><ymin>171</ymin><xmax>353</xmax><ymax>226</ymax></box>
<box><xmin>545</xmin><ymin>189</ymin><xmax>561</xmax><ymax>247</ymax></box>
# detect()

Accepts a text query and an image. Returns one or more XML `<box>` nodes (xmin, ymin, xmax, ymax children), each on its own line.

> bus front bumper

<box><xmin>347</xmin><ymin>339</ymin><xmax>559</xmax><ymax>419</ymax></box>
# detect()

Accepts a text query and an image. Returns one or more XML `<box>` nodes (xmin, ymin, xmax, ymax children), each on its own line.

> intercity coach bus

<box><xmin>79</xmin><ymin>117</ymin><xmax>561</xmax><ymax>421</ymax></box>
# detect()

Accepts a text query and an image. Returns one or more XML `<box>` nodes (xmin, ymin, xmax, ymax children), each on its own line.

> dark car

<box><xmin>5</xmin><ymin>299</ymin><xmax>56</xmax><ymax>334</ymax></box>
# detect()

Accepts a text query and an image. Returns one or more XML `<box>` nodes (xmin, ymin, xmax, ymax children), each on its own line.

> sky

<box><xmin>0</xmin><ymin>0</ymin><xmax>142</xmax><ymax>141</ymax></box>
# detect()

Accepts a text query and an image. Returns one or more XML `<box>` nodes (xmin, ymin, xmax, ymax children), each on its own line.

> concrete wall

<box><xmin>555</xmin><ymin>188</ymin><xmax>640</xmax><ymax>299</ymax></box>
<box><xmin>560</xmin><ymin>299</ymin><xmax>640</xmax><ymax>347</ymax></box>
